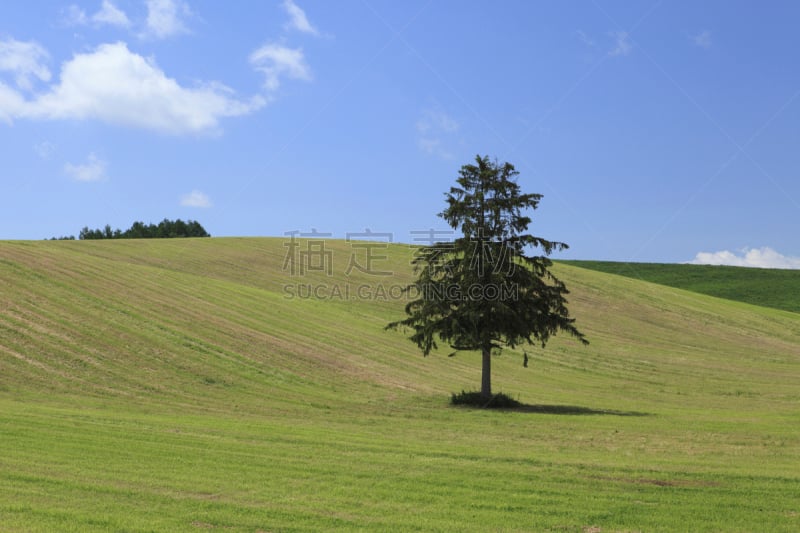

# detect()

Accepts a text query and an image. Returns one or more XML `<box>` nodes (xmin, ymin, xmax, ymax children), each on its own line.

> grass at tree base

<box><xmin>450</xmin><ymin>390</ymin><xmax>522</xmax><ymax>409</ymax></box>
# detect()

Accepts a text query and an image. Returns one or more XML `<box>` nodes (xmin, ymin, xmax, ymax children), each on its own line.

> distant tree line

<box><xmin>49</xmin><ymin>219</ymin><xmax>210</xmax><ymax>240</ymax></box>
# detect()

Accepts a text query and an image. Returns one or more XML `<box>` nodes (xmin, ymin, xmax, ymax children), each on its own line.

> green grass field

<box><xmin>562</xmin><ymin>260</ymin><xmax>800</xmax><ymax>313</ymax></box>
<box><xmin>1</xmin><ymin>238</ymin><xmax>799</xmax><ymax>531</ymax></box>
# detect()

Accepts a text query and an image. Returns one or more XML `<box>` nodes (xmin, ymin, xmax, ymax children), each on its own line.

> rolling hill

<box><xmin>562</xmin><ymin>260</ymin><xmax>800</xmax><ymax>313</ymax></box>
<box><xmin>1</xmin><ymin>238</ymin><xmax>799</xmax><ymax>531</ymax></box>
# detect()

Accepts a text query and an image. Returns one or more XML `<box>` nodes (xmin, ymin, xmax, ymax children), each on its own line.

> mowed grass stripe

<box><xmin>2</xmin><ymin>401</ymin><xmax>799</xmax><ymax>532</ymax></box>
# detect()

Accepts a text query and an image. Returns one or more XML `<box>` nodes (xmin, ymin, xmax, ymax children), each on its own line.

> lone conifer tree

<box><xmin>388</xmin><ymin>155</ymin><xmax>587</xmax><ymax>400</ymax></box>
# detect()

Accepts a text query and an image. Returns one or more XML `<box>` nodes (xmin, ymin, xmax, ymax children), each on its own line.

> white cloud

<box><xmin>0</xmin><ymin>38</ymin><xmax>51</xmax><ymax>91</ymax></box>
<box><xmin>180</xmin><ymin>189</ymin><xmax>212</xmax><ymax>208</ymax></box>
<box><xmin>282</xmin><ymin>0</ymin><xmax>319</xmax><ymax>36</ymax></box>
<box><xmin>64</xmin><ymin>153</ymin><xmax>107</xmax><ymax>182</ymax></box>
<box><xmin>144</xmin><ymin>0</ymin><xmax>192</xmax><ymax>39</ymax></box>
<box><xmin>609</xmin><ymin>31</ymin><xmax>632</xmax><ymax>57</ymax></box>
<box><xmin>416</xmin><ymin>108</ymin><xmax>459</xmax><ymax>159</ymax></box>
<box><xmin>692</xmin><ymin>30</ymin><xmax>712</xmax><ymax>49</ymax></box>
<box><xmin>0</xmin><ymin>42</ymin><xmax>264</xmax><ymax>135</ymax></box>
<box><xmin>0</xmin><ymin>83</ymin><xmax>25</xmax><ymax>123</ymax></box>
<box><xmin>688</xmin><ymin>247</ymin><xmax>800</xmax><ymax>269</ymax></box>
<box><xmin>249</xmin><ymin>43</ymin><xmax>311</xmax><ymax>92</ymax></box>
<box><xmin>94</xmin><ymin>0</ymin><xmax>131</xmax><ymax>28</ymax></box>
<box><xmin>66</xmin><ymin>1</ymin><xmax>131</xmax><ymax>28</ymax></box>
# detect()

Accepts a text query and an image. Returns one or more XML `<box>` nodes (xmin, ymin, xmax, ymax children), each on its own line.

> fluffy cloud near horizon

<box><xmin>180</xmin><ymin>189</ymin><xmax>212</xmax><ymax>208</ymax></box>
<box><xmin>64</xmin><ymin>153</ymin><xmax>107</xmax><ymax>182</ymax></box>
<box><xmin>0</xmin><ymin>42</ymin><xmax>264</xmax><ymax>134</ymax></box>
<box><xmin>688</xmin><ymin>247</ymin><xmax>800</xmax><ymax>269</ymax></box>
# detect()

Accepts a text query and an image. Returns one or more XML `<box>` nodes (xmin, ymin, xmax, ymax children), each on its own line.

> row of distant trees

<box><xmin>50</xmin><ymin>219</ymin><xmax>210</xmax><ymax>240</ymax></box>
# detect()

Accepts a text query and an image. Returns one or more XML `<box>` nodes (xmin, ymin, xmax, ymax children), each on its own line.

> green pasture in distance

<box><xmin>562</xmin><ymin>260</ymin><xmax>800</xmax><ymax>313</ymax></box>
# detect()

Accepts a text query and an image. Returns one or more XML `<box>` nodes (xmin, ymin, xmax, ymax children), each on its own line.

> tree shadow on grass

<box><xmin>453</xmin><ymin>403</ymin><xmax>650</xmax><ymax>416</ymax></box>
<box><xmin>449</xmin><ymin>392</ymin><xmax>649</xmax><ymax>416</ymax></box>
<box><xmin>450</xmin><ymin>391</ymin><xmax>651</xmax><ymax>416</ymax></box>
<box><xmin>510</xmin><ymin>404</ymin><xmax>650</xmax><ymax>416</ymax></box>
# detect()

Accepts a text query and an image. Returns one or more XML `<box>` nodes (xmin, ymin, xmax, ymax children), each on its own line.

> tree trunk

<box><xmin>481</xmin><ymin>346</ymin><xmax>491</xmax><ymax>399</ymax></box>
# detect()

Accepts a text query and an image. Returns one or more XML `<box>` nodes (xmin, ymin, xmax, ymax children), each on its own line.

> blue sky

<box><xmin>1</xmin><ymin>0</ymin><xmax>799</xmax><ymax>267</ymax></box>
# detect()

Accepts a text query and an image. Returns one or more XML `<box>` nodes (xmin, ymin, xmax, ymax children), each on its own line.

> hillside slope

<box><xmin>562</xmin><ymin>259</ymin><xmax>800</xmax><ymax>313</ymax></box>
<box><xmin>1</xmin><ymin>238</ymin><xmax>799</xmax><ymax>531</ymax></box>
<box><xmin>2</xmin><ymin>238</ymin><xmax>798</xmax><ymax>412</ymax></box>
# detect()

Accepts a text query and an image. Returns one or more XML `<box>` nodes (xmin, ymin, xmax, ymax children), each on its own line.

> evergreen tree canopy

<box><xmin>76</xmin><ymin>219</ymin><xmax>210</xmax><ymax>240</ymax></box>
<box><xmin>387</xmin><ymin>155</ymin><xmax>587</xmax><ymax>400</ymax></box>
